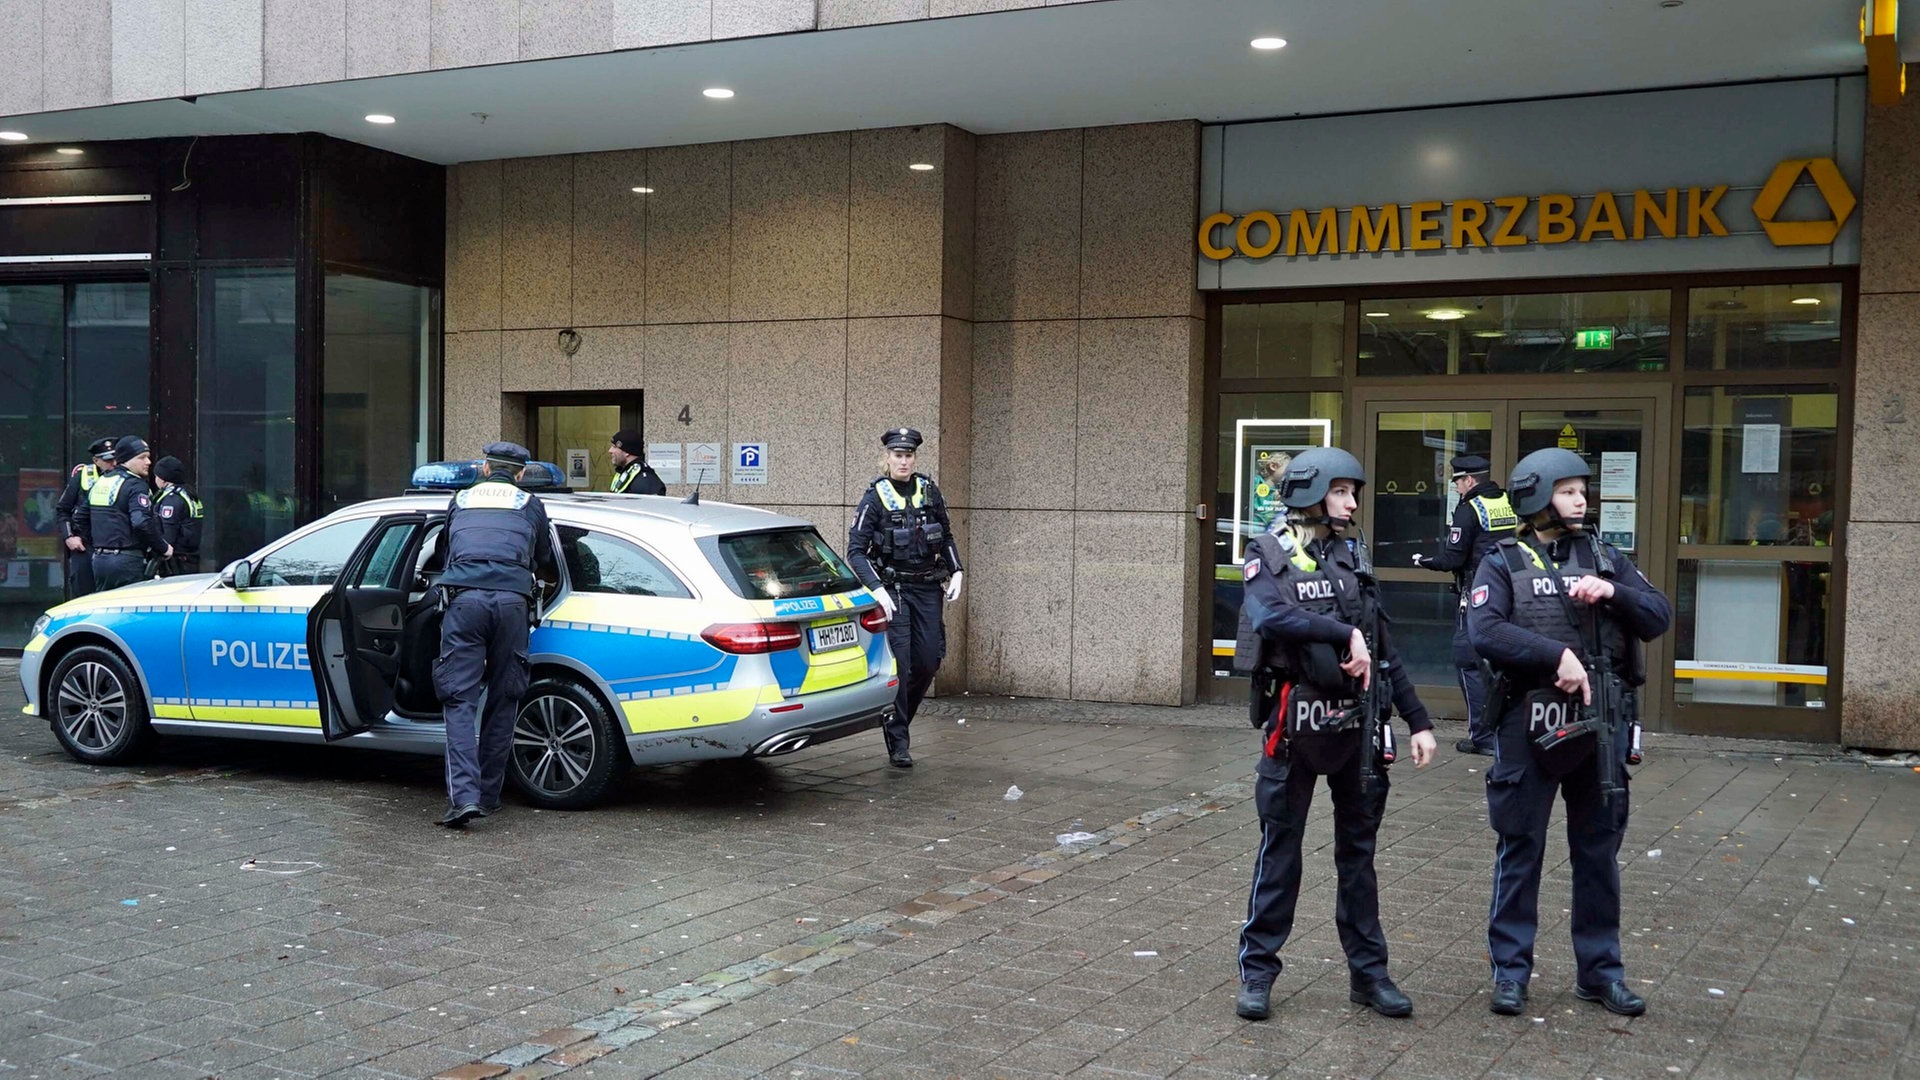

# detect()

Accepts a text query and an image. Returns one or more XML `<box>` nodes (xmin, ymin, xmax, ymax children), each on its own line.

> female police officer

<box><xmin>1466</xmin><ymin>448</ymin><xmax>1671</xmax><ymax>1018</ymax></box>
<box><xmin>1235</xmin><ymin>447</ymin><xmax>1437</xmax><ymax>1022</ymax></box>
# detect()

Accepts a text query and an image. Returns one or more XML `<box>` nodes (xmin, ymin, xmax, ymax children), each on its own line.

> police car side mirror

<box><xmin>221</xmin><ymin>559</ymin><xmax>253</xmax><ymax>590</ymax></box>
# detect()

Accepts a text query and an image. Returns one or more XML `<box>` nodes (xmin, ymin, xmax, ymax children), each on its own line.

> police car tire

<box><xmin>508</xmin><ymin>677</ymin><xmax>627</xmax><ymax>810</ymax></box>
<box><xmin>47</xmin><ymin>644</ymin><xmax>154</xmax><ymax>765</ymax></box>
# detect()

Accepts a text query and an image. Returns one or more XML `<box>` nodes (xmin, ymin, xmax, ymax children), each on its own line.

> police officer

<box><xmin>152</xmin><ymin>456</ymin><xmax>204</xmax><ymax>577</ymax></box>
<box><xmin>848</xmin><ymin>427</ymin><xmax>962</xmax><ymax>768</ymax></box>
<box><xmin>72</xmin><ymin>436</ymin><xmax>170</xmax><ymax>592</ymax></box>
<box><xmin>55</xmin><ymin>437</ymin><xmax>118</xmax><ymax>598</ymax></box>
<box><xmin>1235</xmin><ymin>448</ymin><xmax>1437</xmax><ymax>1022</ymax></box>
<box><xmin>1467</xmin><ymin>448</ymin><xmax>1671</xmax><ymax>1018</ymax></box>
<box><xmin>433</xmin><ymin>442</ymin><xmax>558</xmax><ymax>828</ymax></box>
<box><xmin>608</xmin><ymin>429</ymin><xmax>667</xmax><ymax>495</ymax></box>
<box><xmin>1413</xmin><ymin>454</ymin><xmax>1518</xmax><ymax>756</ymax></box>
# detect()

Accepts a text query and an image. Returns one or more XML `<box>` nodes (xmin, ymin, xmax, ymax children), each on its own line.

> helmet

<box><xmin>1279</xmin><ymin>447</ymin><xmax>1366</xmax><ymax>510</ymax></box>
<box><xmin>1509</xmin><ymin>448</ymin><xmax>1591</xmax><ymax>518</ymax></box>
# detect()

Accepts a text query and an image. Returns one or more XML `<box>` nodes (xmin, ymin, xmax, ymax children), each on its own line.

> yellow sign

<box><xmin>1198</xmin><ymin>158</ymin><xmax>1857</xmax><ymax>261</ymax></box>
<box><xmin>1864</xmin><ymin>0</ymin><xmax>1906</xmax><ymax>106</ymax></box>
<box><xmin>1556</xmin><ymin>424</ymin><xmax>1579</xmax><ymax>450</ymax></box>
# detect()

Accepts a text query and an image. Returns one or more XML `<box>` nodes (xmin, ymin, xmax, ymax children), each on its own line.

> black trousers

<box><xmin>1452</xmin><ymin>604</ymin><xmax>1493</xmax><ymax>748</ymax></box>
<box><xmin>433</xmin><ymin>589</ymin><xmax>531</xmax><ymax>810</ymax></box>
<box><xmin>65</xmin><ymin>548</ymin><xmax>95</xmax><ymax>598</ymax></box>
<box><xmin>1238</xmin><ymin>735</ymin><xmax>1391</xmax><ymax>988</ymax></box>
<box><xmin>90</xmin><ymin>551</ymin><xmax>148</xmax><ymax>592</ymax></box>
<box><xmin>882</xmin><ymin>581</ymin><xmax>946</xmax><ymax>751</ymax></box>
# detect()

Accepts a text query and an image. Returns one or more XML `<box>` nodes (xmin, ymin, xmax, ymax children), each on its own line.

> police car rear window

<box><xmin>712</xmin><ymin>528</ymin><xmax>860</xmax><ymax>601</ymax></box>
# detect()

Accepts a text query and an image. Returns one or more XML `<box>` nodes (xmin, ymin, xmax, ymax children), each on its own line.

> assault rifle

<box><xmin>1578</xmin><ymin>535</ymin><xmax>1628</xmax><ymax>807</ymax></box>
<box><xmin>1349</xmin><ymin>540</ymin><xmax>1396</xmax><ymax>785</ymax></box>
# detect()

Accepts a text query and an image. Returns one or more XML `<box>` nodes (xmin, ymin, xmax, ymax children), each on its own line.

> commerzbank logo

<box><xmin>1198</xmin><ymin>157</ymin><xmax>1858</xmax><ymax>261</ymax></box>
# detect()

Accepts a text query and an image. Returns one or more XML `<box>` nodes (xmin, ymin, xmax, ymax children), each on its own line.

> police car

<box><xmin>19</xmin><ymin>462</ymin><xmax>897</xmax><ymax>809</ymax></box>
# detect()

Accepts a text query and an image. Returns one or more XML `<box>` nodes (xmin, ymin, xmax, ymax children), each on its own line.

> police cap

<box><xmin>483</xmin><ymin>441</ymin><xmax>532</xmax><ymax>468</ymax></box>
<box><xmin>87</xmin><ymin>437</ymin><xmax>117</xmax><ymax>461</ymax></box>
<box><xmin>610</xmin><ymin>429</ymin><xmax>643</xmax><ymax>453</ymax></box>
<box><xmin>881</xmin><ymin>427</ymin><xmax>923</xmax><ymax>452</ymax></box>
<box><xmin>1450</xmin><ymin>454</ymin><xmax>1491</xmax><ymax>479</ymax></box>
<box><xmin>112</xmin><ymin>435</ymin><xmax>150</xmax><ymax>463</ymax></box>
<box><xmin>154</xmin><ymin>456</ymin><xmax>188</xmax><ymax>484</ymax></box>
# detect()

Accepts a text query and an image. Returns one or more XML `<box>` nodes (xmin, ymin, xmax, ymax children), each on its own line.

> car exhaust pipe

<box><xmin>754</xmin><ymin>734</ymin><xmax>811</xmax><ymax>756</ymax></box>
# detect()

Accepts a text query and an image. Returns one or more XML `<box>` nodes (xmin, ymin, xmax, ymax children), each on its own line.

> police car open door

<box><xmin>308</xmin><ymin>514</ymin><xmax>427</xmax><ymax>740</ymax></box>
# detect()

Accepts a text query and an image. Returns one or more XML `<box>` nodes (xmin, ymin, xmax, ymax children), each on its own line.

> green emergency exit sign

<box><xmin>1574</xmin><ymin>327</ymin><xmax>1614</xmax><ymax>350</ymax></box>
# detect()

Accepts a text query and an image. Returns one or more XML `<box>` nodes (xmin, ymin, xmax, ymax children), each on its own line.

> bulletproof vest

<box><xmin>1233</xmin><ymin>530</ymin><xmax>1314</xmax><ymax>675</ymax></box>
<box><xmin>1495</xmin><ymin>536</ymin><xmax>1631</xmax><ymax>680</ymax></box>
<box><xmin>1269</xmin><ymin>537</ymin><xmax>1367</xmax><ymax>696</ymax></box>
<box><xmin>442</xmin><ymin>480</ymin><xmax>537</xmax><ymax>592</ymax></box>
<box><xmin>871</xmin><ymin>476</ymin><xmax>946</xmax><ymax>571</ymax></box>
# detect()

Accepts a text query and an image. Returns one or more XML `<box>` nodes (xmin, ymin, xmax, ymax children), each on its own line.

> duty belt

<box><xmin>94</xmin><ymin>547</ymin><xmax>142</xmax><ymax>555</ymax></box>
<box><xmin>883</xmin><ymin>567</ymin><xmax>947</xmax><ymax>584</ymax></box>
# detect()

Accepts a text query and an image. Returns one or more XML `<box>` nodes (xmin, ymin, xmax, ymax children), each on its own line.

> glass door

<box><xmin>526</xmin><ymin>393</ymin><xmax>642</xmax><ymax>492</ymax></box>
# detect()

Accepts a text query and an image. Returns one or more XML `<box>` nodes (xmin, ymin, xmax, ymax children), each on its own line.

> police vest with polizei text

<box><xmin>871</xmin><ymin>476</ymin><xmax>946</xmax><ymax>571</ymax></box>
<box><xmin>78</xmin><ymin>463</ymin><xmax>100</xmax><ymax>491</ymax></box>
<box><xmin>1270</xmin><ymin>537</ymin><xmax>1371</xmax><ymax>742</ymax></box>
<box><xmin>86</xmin><ymin>472</ymin><xmax>129</xmax><ymax>509</ymax></box>
<box><xmin>1494</xmin><ymin>537</ymin><xmax>1630</xmax><ymax>679</ymax></box>
<box><xmin>448</xmin><ymin>482</ymin><xmax>536</xmax><ymax>566</ymax></box>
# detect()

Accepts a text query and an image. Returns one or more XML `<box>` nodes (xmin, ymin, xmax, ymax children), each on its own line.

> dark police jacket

<box><xmin>611</xmin><ymin>461</ymin><xmax>666</xmax><ymax>495</ymax></box>
<box><xmin>438</xmin><ymin>477</ymin><xmax>557</xmax><ymax>597</ymax></box>
<box><xmin>1423</xmin><ymin>481</ymin><xmax>1519</xmax><ymax>591</ymax></box>
<box><xmin>847</xmin><ymin>474</ymin><xmax>961</xmax><ymax>589</ymax></box>
<box><xmin>55</xmin><ymin>462</ymin><xmax>104</xmax><ymax>541</ymax></box>
<box><xmin>156</xmin><ymin>486</ymin><xmax>203</xmax><ymax>557</ymax></box>
<box><xmin>1241</xmin><ymin>530</ymin><xmax>1433</xmax><ymax>774</ymax></box>
<box><xmin>72</xmin><ymin>468</ymin><xmax>167</xmax><ymax>556</ymax></box>
<box><xmin>1466</xmin><ymin>532</ymin><xmax>1671</xmax><ymax>699</ymax></box>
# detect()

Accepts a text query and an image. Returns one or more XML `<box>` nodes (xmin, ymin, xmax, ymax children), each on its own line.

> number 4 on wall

<box><xmin>678</xmin><ymin>405</ymin><xmax>692</xmax><ymax>426</ymax></box>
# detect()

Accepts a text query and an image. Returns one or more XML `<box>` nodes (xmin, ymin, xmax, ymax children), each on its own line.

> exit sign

<box><xmin>1574</xmin><ymin>327</ymin><xmax>1614</xmax><ymax>350</ymax></box>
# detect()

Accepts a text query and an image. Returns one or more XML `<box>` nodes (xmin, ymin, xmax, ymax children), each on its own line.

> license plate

<box><xmin>809</xmin><ymin>620</ymin><xmax>858</xmax><ymax>652</ymax></box>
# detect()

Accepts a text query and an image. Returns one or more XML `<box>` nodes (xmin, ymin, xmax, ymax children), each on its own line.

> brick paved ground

<box><xmin>3</xmin><ymin>659</ymin><xmax>1918</xmax><ymax>1079</ymax></box>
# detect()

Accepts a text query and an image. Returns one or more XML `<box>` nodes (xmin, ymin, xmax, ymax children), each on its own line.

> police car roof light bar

<box><xmin>406</xmin><ymin>459</ymin><xmax>568</xmax><ymax>493</ymax></box>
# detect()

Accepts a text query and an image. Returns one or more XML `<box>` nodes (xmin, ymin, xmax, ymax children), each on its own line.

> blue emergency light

<box><xmin>408</xmin><ymin>460</ymin><xmax>568</xmax><ymax>491</ymax></box>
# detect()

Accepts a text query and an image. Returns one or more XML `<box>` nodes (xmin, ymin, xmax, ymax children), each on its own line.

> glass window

<box><xmin>200</xmin><ymin>269</ymin><xmax>298</xmax><ymax>569</ymax></box>
<box><xmin>1687</xmin><ymin>283</ymin><xmax>1841</xmax><ymax>371</ymax></box>
<box><xmin>0</xmin><ymin>285</ymin><xmax>67</xmax><ymax>649</ymax></box>
<box><xmin>322</xmin><ymin>275</ymin><xmax>439</xmax><ymax>514</ymax></box>
<box><xmin>253</xmin><ymin>517</ymin><xmax>377</xmax><ymax>588</ymax></box>
<box><xmin>1357</xmin><ymin>291</ymin><xmax>1670</xmax><ymax>376</ymax></box>
<box><xmin>1221</xmin><ymin>301</ymin><xmax>1344</xmax><ymax>378</ymax></box>
<box><xmin>559</xmin><ymin>526</ymin><xmax>690</xmax><ymax>598</ymax></box>
<box><xmin>353</xmin><ymin>521</ymin><xmax>419</xmax><ymax>589</ymax></box>
<box><xmin>1675</xmin><ymin>559</ymin><xmax>1830</xmax><ymax>709</ymax></box>
<box><xmin>713</xmin><ymin>528</ymin><xmax>859</xmax><ymax>601</ymax></box>
<box><xmin>69</xmin><ymin>283</ymin><xmax>152</xmax><ymax>463</ymax></box>
<box><xmin>1679</xmin><ymin>387</ymin><xmax>1837</xmax><ymax>546</ymax></box>
<box><xmin>1369</xmin><ymin>409</ymin><xmax>1493</xmax><ymax>566</ymax></box>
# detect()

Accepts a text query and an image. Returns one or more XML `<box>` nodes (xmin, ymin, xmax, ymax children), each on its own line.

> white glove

<box><xmin>875</xmin><ymin>588</ymin><xmax>897</xmax><ymax>620</ymax></box>
<box><xmin>944</xmin><ymin>571</ymin><xmax>963</xmax><ymax>604</ymax></box>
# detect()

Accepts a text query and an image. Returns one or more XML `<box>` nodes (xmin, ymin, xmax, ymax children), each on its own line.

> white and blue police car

<box><xmin>19</xmin><ymin>462</ymin><xmax>897</xmax><ymax>809</ymax></box>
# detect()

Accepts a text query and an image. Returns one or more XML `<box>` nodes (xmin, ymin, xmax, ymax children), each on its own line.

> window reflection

<box><xmin>1675</xmin><ymin>559</ymin><xmax>1829</xmax><ymax>709</ymax></box>
<box><xmin>1687</xmin><ymin>283</ymin><xmax>1841</xmax><ymax>371</ymax></box>
<box><xmin>322</xmin><ymin>275</ymin><xmax>438</xmax><ymax>514</ymax></box>
<box><xmin>0</xmin><ymin>286</ymin><xmax>68</xmax><ymax>647</ymax></box>
<box><xmin>1222</xmin><ymin>301</ymin><xmax>1344</xmax><ymax>378</ymax></box>
<box><xmin>1357</xmin><ymin>291</ymin><xmax>1669</xmax><ymax>376</ymax></box>
<box><xmin>1679</xmin><ymin>387</ymin><xmax>1837</xmax><ymax>546</ymax></box>
<box><xmin>199</xmin><ymin>269</ymin><xmax>298</xmax><ymax>567</ymax></box>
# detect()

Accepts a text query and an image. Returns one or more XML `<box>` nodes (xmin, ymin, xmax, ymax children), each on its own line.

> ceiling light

<box><xmin>1790</xmin><ymin>296</ymin><xmax>1822</xmax><ymax>305</ymax></box>
<box><xmin>55</xmin><ymin>147</ymin><xmax>83</xmax><ymax>155</ymax></box>
<box><xmin>1425</xmin><ymin>307</ymin><xmax>1469</xmax><ymax>321</ymax></box>
<box><xmin>1250</xmin><ymin>37</ymin><xmax>1287</xmax><ymax>50</ymax></box>
<box><xmin>631</xmin><ymin>186</ymin><xmax>653</xmax><ymax>194</ymax></box>
<box><xmin>703</xmin><ymin>87</ymin><xmax>734</xmax><ymax>99</ymax></box>
<box><xmin>909</xmin><ymin>163</ymin><xmax>934</xmax><ymax>172</ymax></box>
<box><xmin>1364</xmin><ymin>311</ymin><xmax>1390</xmax><ymax>318</ymax></box>
<box><xmin>0</xmin><ymin>131</ymin><xmax>27</xmax><ymax>142</ymax></box>
<box><xmin>365</xmin><ymin>114</ymin><xmax>396</xmax><ymax>124</ymax></box>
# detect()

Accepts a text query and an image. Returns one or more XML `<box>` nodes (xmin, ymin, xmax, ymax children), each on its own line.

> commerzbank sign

<box><xmin>1198</xmin><ymin>157</ymin><xmax>1858</xmax><ymax>261</ymax></box>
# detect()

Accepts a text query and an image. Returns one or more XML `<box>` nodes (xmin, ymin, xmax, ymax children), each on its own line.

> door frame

<box><xmin>524</xmin><ymin>392</ymin><xmax>644</xmax><ymax>466</ymax></box>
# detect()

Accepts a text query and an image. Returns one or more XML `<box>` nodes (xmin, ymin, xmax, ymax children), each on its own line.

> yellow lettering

<box><xmin>1235</xmin><ymin>211</ymin><xmax>1282</xmax><ymax>258</ymax></box>
<box><xmin>1408</xmin><ymin>201</ymin><xmax>1444</xmax><ymax>251</ymax></box>
<box><xmin>1198</xmin><ymin>212</ymin><xmax>1234</xmax><ymax>259</ymax></box>
<box><xmin>1450</xmin><ymin>199</ymin><xmax>1489</xmax><ymax>248</ymax></box>
<box><xmin>1632</xmin><ymin>188</ymin><xmax>1677</xmax><ymax>240</ymax></box>
<box><xmin>1537</xmin><ymin>194</ymin><xmax>1576</xmax><ymax>244</ymax></box>
<box><xmin>1687</xmin><ymin>185</ymin><xmax>1729</xmax><ymax>237</ymax></box>
<box><xmin>1286</xmin><ymin>207</ymin><xmax>1341</xmax><ymax>256</ymax></box>
<box><xmin>1578</xmin><ymin>191</ymin><xmax>1626</xmax><ymax>242</ymax></box>
<box><xmin>1346</xmin><ymin>204</ymin><xmax>1400</xmax><ymax>252</ymax></box>
<box><xmin>1490</xmin><ymin>196</ymin><xmax>1529</xmax><ymax>246</ymax></box>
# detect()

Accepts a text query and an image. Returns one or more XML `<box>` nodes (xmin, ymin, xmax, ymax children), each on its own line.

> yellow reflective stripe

<box><xmin>619</xmin><ymin>687</ymin><xmax>759</xmax><ymax>734</ymax></box>
<box><xmin>1474</xmin><ymin>493</ymin><xmax>1519</xmax><ymax>532</ymax></box>
<box><xmin>872</xmin><ymin>477</ymin><xmax>927</xmax><ymax>512</ymax></box>
<box><xmin>87</xmin><ymin>474</ymin><xmax>126</xmax><ymax>507</ymax></box>
<box><xmin>23</xmin><ymin>634</ymin><xmax>48</xmax><ymax>654</ymax></box>
<box><xmin>152</xmin><ymin>703</ymin><xmax>194</xmax><ymax>720</ymax></box>
<box><xmin>188</xmin><ymin>706</ymin><xmax>322</xmax><ymax>727</ymax></box>
<box><xmin>1287</xmin><ymin>547</ymin><xmax>1318</xmax><ymax>573</ymax></box>
<box><xmin>79</xmin><ymin>465</ymin><xmax>98</xmax><ymax>491</ymax></box>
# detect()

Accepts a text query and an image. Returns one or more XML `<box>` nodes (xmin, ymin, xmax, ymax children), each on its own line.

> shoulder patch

<box><xmin>159</xmin><ymin>504</ymin><xmax>174</xmax><ymax>519</ymax></box>
<box><xmin>1448</xmin><ymin>527</ymin><xmax>1462</xmax><ymax>544</ymax></box>
<box><xmin>1470</xmin><ymin>584</ymin><xmax>1490</xmax><ymax>608</ymax></box>
<box><xmin>1243</xmin><ymin>558</ymin><xmax>1261</xmax><ymax>580</ymax></box>
<box><xmin>135</xmin><ymin>493</ymin><xmax>149</xmax><ymax>508</ymax></box>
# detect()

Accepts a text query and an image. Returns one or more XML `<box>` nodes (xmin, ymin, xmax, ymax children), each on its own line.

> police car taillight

<box><xmin>701</xmin><ymin>622</ymin><xmax>804</xmax><ymax>654</ymax></box>
<box><xmin>858</xmin><ymin>608</ymin><xmax>888</xmax><ymax>633</ymax></box>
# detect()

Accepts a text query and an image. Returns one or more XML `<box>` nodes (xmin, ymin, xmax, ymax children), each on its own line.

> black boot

<box><xmin>1235</xmin><ymin>981</ymin><xmax>1271</xmax><ymax>1020</ymax></box>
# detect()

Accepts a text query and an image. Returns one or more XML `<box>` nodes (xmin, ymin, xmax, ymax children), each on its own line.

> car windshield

<box><xmin>712</xmin><ymin>528</ymin><xmax>861</xmax><ymax>601</ymax></box>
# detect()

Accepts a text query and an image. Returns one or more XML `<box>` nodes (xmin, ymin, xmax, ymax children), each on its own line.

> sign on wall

<box><xmin>1198</xmin><ymin>78</ymin><xmax>1864</xmax><ymax>290</ymax></box>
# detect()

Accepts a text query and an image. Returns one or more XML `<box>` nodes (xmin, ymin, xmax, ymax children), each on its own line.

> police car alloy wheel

<box><xmin>509</xmin><ymin>677</ymin><xmax>628</xmax><ymax>810</ymax></box>
<box><xmin>47</xmin><ymin>645</ymin><xmax>154</xmax><ymax>764</ymax></box>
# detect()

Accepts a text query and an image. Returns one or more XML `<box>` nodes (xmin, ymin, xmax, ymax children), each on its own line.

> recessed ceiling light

<box><xmin>702</xmin><ymin>87</ymin><xmax>734</xmax><ymax>99</ymax></box>
<box><xmin>1790</xmin><ymin>296</ymin><xmax>1822</xmax><ymax>305</ymax></box>
<box><xmin>1250</xmin><ymin>37</ymin><xmax>1287</xmax><ymax>50</ymax></box>
<box><xmin>909</xmin><ymin>162</ymin><xmax>935</xmax><ymax>171</ymax></box>
<box><xmin>1425</xmin><ymin>307</ymin><xmax>1469</xmax><ymax>321</ymax></box>
<box><xmin>1473</xmin><ymin>330</ymin><xmax>1505</xmax><ymax>338</ymax></box>
<box><xmin>1364</xmin><ymin>311</ymin><xmax>1390</xmax><ymax>318</ymax></box>
<box><xmin>365</xmin><ymin>114</ymin><xmax>396</xmax><ymax>124</ymax></box>
<box><xmin>630</xmin><ymin>186</ymin><xmax>653</xmax><ymax>194</ymax></box>
<box><xmin>55</xmin><ymin>147</ymin><xmax>83</xmax><ymax>155</ymax></box>
<box><xmin>0</xmin><ymin>131</ymin><xmax>27</xmax><ymax>142</ymax></box>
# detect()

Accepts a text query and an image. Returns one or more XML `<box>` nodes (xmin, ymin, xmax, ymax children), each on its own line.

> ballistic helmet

<box><xmin>1279</xmin><ymin>447</ymin><xmax>1366</xmax><ymax>510</ymax></box>
<box><xmin>1509</xmin><ymin>448</ymin><xmax>1590</xmax><ymax>518</ymax></box>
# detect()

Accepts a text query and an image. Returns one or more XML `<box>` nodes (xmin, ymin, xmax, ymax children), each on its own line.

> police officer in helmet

<box><xmin>1413</xmin><ymin>454</ymin><xmax>1519</xmax><ymax>756</ymax></box>
<box><xmin>55</xmin><ymin>437</ymin><xmax>119</xmax><ymax>598</ymax></box>
<box><xmin>1467</xmin><ymin>448</ymin><xmax>1671</xmax><ymax>1018</ymax></box>
<box><xmin>848</xmin><ymin>427</ymin><xmax>962</xmax><ymax>768</ymax></box>
<box><xmin>432</xmin><ymin>442</ymin><xmax>558</xmax><ymax>828</ymax></box>
<box><xmin>72</xmin><ymin>436</ymin><xmax>170</xmax><ymax>592</ymax></box>
<box><xmin>1235</xmin><ymin>447</ymin><xmax>1437</xmax><ymax>1022</ymax></box>
<box><xmin>152</xmin><ymin>456</ymin><xmax>204</xmax><ymax>577</ymax></box>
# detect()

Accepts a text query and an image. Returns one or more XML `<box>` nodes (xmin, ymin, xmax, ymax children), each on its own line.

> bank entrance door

<box><xmin>1360</xmin><ymin>392</ymin><xmax>1668</xmax><ymax>728</ymax></box>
